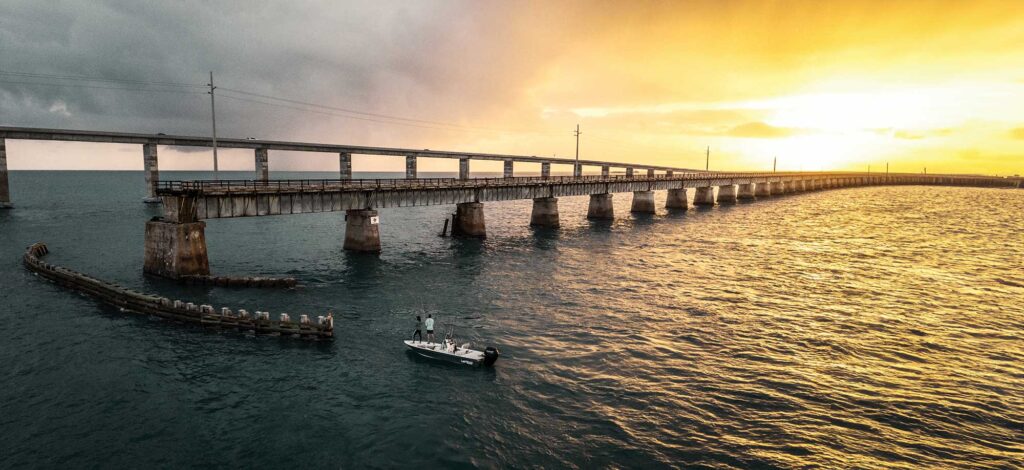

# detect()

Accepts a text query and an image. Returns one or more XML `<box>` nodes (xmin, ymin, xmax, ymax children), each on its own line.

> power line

<box><xmin>0</xmin><ymin>79</ymin><xmax>204</xmax><ymax>94</ymax></box>
<box><xmin>0</xmin><ymin>70</ymin><xmax>205</xmax><ymax>88</ymax></box>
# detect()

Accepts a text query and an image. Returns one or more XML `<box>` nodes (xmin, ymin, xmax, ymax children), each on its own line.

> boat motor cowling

<box><xmin>483</xmin><ymin>346</ymin><xmax>500</xmax><ymax>366</ymax></box>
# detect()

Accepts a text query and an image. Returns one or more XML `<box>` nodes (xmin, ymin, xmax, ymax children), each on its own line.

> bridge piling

<box><xmin>459</xmin><ymin>158</ymin><xmax>470</xmax><ymax>180</ymax></box>
<box><xmin>737</xmin><ymin>183</ymin><xmax>756</xmax><ymax>200</ymax></box>
<box><xmin>626</xmin><ymin>167</ymin><xmax>634</xmax><ymax>177</ymax></box>
<box><xmin>755</xmin><ymin>182</ymin><xmax>771</xmax><ymax>197</ymax></box>
<box><xmin>771</xmin><ymin>181</ymin><xmax>786</xmax><ymax>194</ymax></box>
<box><xmin>255</xmin><ymin>148</ymin><xmax>269</xmax><ymax>182</ymax></box>
<box><xmin>503</xmin><ymin>160</ymin><xmax>513</xmax><ymax>178</ymax></box>
<box><xmin>601</xmin><ymin>165</ymin><xmax>610</xmax><ymax>177</ymax></box>
<box><xmin>405</xmin><ymin>155</ymin><xmax>417</xmax><ymax>179</ymax></box>
<box><xmin>574</xmin><ymin>163</ymin><xmax>583</xmax><ymax>178</ymax></box>
<box><xmin>693</xmin><ymin>186</ymin><xmax>715</xmax><ymax>206</ymax></box>
<box><xmin>453</xmin><ymin>202</ymin><xmax>486</xmax><ymax>238</ymax></box>
<box><xmin>143</xmin><ymin>143</ymin><xmax>160</xmax><ymax>203</ymax></box>
<box><xmin>0</xmin><ymin>138</ymin><xmax>10</xmax><ymax>208</ymax></box>
<box><xmin>630</xmin><ymin>190</ymin><xmax>656</xmax><ymax>213</ymax></box>
<box><xmin>666</xmin><ymin>188</ymin><xmax>688</xmax><ymax>210</ymax></box>
<box><xmin>530</xmin><ymin>197</ymin><xmax>560</xmax><ymax>228</ymax></box>
<box><xmin>143</xmin><ymin>219</ymin><xmax>210</xmax><ymax>278</ymax></box>
<box><xmin>340</xmin><ymin>153</ymin><xmax>352</xmax><ymax>180</ymax></box>
<box><xmin>343</xmin><ymin>209</ymin><xmax>381</xmax><ymax>252</ymax></box>
<box><xmin>717</xmin><ymin>184</ymin><xmax>737</xmax><ymax>203</ymax></box>
<box><xmin>587</xmin><ymin>193</ymin><xmax>614</xmax><ymax>219</ymax></box>
<box><xmin>541</xmin><ymin>162</ymin><xmax>551</xmax><ymax>180</ymax></box>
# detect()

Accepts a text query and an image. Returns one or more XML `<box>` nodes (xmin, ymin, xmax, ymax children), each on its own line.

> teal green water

<box><xmin>1</xmin><ymin>171</ymin><xmax>1022</xmax><ymax>468</ymax></box>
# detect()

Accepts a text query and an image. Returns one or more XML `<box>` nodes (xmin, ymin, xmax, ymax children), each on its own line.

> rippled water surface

<box><xmin>1</xmin><ymin>171</ymin><xmax>1022</xmax><ymax>469</ymax></box>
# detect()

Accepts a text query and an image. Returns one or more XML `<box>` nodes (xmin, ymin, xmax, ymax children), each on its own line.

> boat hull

<box><xmin>404</xmin><ymin>341</ymin><xmax>486</xmax><ymax>366</ymax></box>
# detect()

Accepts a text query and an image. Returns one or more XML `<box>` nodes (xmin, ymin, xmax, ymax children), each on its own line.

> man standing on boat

<box><xmin>425</xmin><ymin>314</ymin><xmax>435</xmax><ymax>343</ymax></box>
<box><xmin>412</xmin><ymin>315</ymin><xmax>423</xmax><ymax>342</ymax></box>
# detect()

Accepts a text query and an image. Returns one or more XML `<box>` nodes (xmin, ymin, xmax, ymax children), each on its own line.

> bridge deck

<box><xmin>151</xmin><ymin>172</ymin><xmax>1013</xmax><ymax>222</ymax></box>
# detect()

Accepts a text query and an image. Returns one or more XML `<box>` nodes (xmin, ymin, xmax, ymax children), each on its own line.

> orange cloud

<box><xmin>727</xmin><ymin>122</ymin><xmax>800</xmax><ymax>138</ymax></box>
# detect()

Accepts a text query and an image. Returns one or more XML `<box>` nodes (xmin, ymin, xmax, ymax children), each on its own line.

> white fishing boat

<box><xmin>404</xmin><ymin>327</ymin><xmax>499</xmax><ymax>367</ymax></box>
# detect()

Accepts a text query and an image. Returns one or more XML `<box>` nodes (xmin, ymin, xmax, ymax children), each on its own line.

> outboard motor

<box><xmin>483</xmin><ymin>346</ymin><xmax>500</xmax><ymax>366</ymax></box>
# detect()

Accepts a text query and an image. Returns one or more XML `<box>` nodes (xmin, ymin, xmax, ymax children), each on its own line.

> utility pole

<box><xmin>886</xmin><ymin>162</ymin><xmax>889</xmax><ymax>175</ymax></box>
<box><xmin>208</xmin><ymin>71</ymin><xmax>219</xmax><ymax>180</ymax></box>
<box><xmin>773</xmin><ymin>156</ymin><xmax>777</xmax><ymax>173</ymax></box>
<box><xmin>573</xmin><ymin>124</ymin><xmax>581</xmax><ymax>178</ymax></box>
<box><xmin>705</xmin><ymin>146</ymin><xmax>710</xmax><ymax>171</ymax></box>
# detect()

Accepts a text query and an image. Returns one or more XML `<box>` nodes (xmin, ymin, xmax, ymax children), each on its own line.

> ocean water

<box><xmin>1</xmin><ymin>171</ymin><xmax>1021</xmax><ymax>469</ymax></box>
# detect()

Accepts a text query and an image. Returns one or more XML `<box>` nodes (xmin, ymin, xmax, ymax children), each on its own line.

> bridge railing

<box><xmin>156</xmin><ymin>171</ymin><xmax>858</xmax><ymax>194</ymax></box>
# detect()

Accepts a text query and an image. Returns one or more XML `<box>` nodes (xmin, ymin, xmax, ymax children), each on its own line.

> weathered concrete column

<box><xmin>631</xmin><ymin>190</ymin><xmax>655</xmax><ymax>213</ymax></box>
<box><xmin>405</xmin><ymin>155</ymin><xmax>417</xmax><ymax>179</ymax></box>
<box><xmin>344</xmin><ymin>209</ymin><xmax>381</xmax><ymax>252</ymax></box>
<box><xmin>601</xmin><ymin>165</ymin><xmax>609</xmax><ymax>177</ymax></box>
<box><xmin>255</xmin><ymin>148</ymin><xmax>269</xmax><ymax>182</ymax></box>
<box><xmin>666</xmin><ymin>188</ymin><xmax>688</xmax><ymax>210</ymax></box>
<box><xmin>573</xmin><ymin>163</ymin><xmax>582</xmax><ymax>178</ymax></box>
<box><xmin>541</xmin><ymin>162</ymin><xmax>551</xmax><ymax>179</ymax></box>
<box><xmin>0</xmin><ymin>138</ymin><xmax>11</xmax><ymax>209</ymax></box>
<box><xmin>717</xmin><ymin>184</ymin><xmax>737</xmax><ymax>203</ymax></box>
<box><xmin>737</xmin><ymin>183</ymin><xmax>755</xmax><ymax>200</ymax></box>
<box><xmin>587</xmin><ymin>193</ymin><xmax>614</xmax><ymax>219</ymax></box>
<box><xmin>666</xmin><ymin>170</ymin><xmax>674</xmax><ymax>177</ymax></box>
<box><xmin>784</xmin><ymin>180</ymin><xmax>796</xmax><ymax>193</ymax></box>
<box><xmin>143</xmin><ymin>143</ymin><xmax>160</xmax><ymax>203</ymax></box>
<box><xmin>339</xmin><ymin>153</ymin><xmax>352</xmax><ymax>180</ymax></box>
<box><xmin>144</xmin><ymin>218</ymin><xmax>210</xmax><ymax>279</ymax></box>
<box><xmin>453</xmin><ymin>202</ymin><xmax>486</xmax><ymax>238</ymax></box>
<box><xmin>459</xmin><ymin>158</ymin><xmax>470</xmax><ymax>180</ymax></box>
<box><xmin>755</xmin><ymin>182</ymin><xmax>771</xmax><ymax>197</ymax></box>
<box><xmin>647</xmin><ymin>168</ymin><xmax>655</xmax><ymax>177</ymax></box>
<box><xmin>530</xmin><ymin>197</ymin><xmax>559</xmax><ymax>228</ymax></box>
<box><xmin>626</xmin><ymin>167</ymin><xmax>634</xmax><ymax>177</ymax></box>
<box><xmin>771</xmin><ymin>181</ymin><xmax>786</xmax><ymax>194</ymax></box>
<box><xmin>693</xmin><ymin>186</ymin><xmax>715</xmax><ymax>206</ymax></box>
<box><xmin>796</xmin><ymin>180</ymin><xmax>807</xmax><ymax>191</ymax></box>
<box><xmin>503</xmin><ymin>160</ymin><xmax>513</xmax><ymax>178</ymax></box>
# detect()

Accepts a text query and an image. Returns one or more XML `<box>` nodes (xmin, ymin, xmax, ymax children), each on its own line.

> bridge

<box><xmin>0</xmin><ymin>126</ymin><xmax>1019</xmax><ymax>280</ymax></box>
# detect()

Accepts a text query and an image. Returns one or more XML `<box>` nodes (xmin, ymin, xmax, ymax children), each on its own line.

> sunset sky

<box><xmin>2</xmin><ymin>0</ymin><xmax>1022</xmax><ymax>175</ymax></box>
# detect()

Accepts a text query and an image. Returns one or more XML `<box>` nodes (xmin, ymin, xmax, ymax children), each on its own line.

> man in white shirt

<box><xmin>425</xmin><ymin>314</ymin><xmax>435</xmax><ymax>343</ymax></box>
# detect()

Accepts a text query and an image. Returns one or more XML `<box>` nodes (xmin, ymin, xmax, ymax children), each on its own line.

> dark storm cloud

<box><xmin>0</xmin><ymin>0</ymin><xmax>555</xmax><ymax>145</ymax></box>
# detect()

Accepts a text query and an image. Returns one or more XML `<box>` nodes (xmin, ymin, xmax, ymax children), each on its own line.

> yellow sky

<box><xmin>7</xmin><ymin>0</ymin><xmax>1024</xmax><ymax>175</ymax></box>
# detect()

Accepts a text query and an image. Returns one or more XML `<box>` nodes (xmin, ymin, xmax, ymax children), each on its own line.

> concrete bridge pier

<box><xmin>601</xmin><ymin>165</ymin><xmax>610</xmax><ymax>177</ymax></box>
<box><xmin>255</xmin><ymin>148</ymin><xmax>269</xmax><ymax>182</ymax></box>
<box><xmin>541</xmin><ymin>162</ymin><xmax>551</xmax><ymax>180</ymax></box>
<box><xmin>453</xmin><ymin>202</ymin><xmax>486</xmax><ymax>238</ymax></box>
<box><xmin>144</xmin><ymin>198</ymin><xmax>210</xmax><ymax>278</ymax></box>
<box><xmin>737</xmin><ymin>183</ymin><xmax>755</xmax><ymax>200</ymax></box>
<box><xmin>717</xmin><ymin>184</ymin><xmax>737</xmax><ymax>203</ymax></box>
<box><xmin>344</xmin><ymin>209</ymin><xmax>382</xmax><ymax>252</ymax></box>
<box><xmin>631</xmin><ymin>190</ymin><xmax>656</xmax><ymax>213</ymax></box>
<box><xmin>459</xmin><ymin>158</ymin><xmax>470</xmax><ymax>180</ymax></box>
<box><xmin>796</xmin><ymin>180</ymin><xmax>807</xmax><ymax>192</ymax></box>
<box><xmin>0</xmin><ymin>138</ymin><xmax>11</xmax><ymax>209</ymax></box>
<box><xmin>665</xmin><ymin>188</ymin><xmax>688</xmax><ymax>210</ymax></box>
<box><xmin>755</xmin><ymin>182</ymin><xmax>771</xmax><ymax>197</ymax></box>
<box><xmin>503</xmin><ymin>160</ymin><xmax>513</xmax><ymax>178</ymax></box>
<box><xmin>587</xmin><ymin>193</ymin><xmax>614</xmax><ymax>219</ymax></box>
<box><xmin>647</xmin><ymin>169</ymin><xmax>655</xmax><ymax>177</ymax></box>
<box><xmin>143</xmin><ymin>143</ymin><xmax>160</xmax><ymax>203</ymax></box>
<box><xmin>693</xmin><ymin>186</ymin><xmax>715</xmax><ymax>206</ymax></box>
<box><xmin>340</xmin><ymin>153</ymin><xmax>352</xmax><ymax>180</ymax></box>
<box><xmin>530</xmin><ymin>197</ymin><xmax>559</xmax><ymax>228</ymax></box>
<box><xmin>574</xmin><ymin>163</ymin><xmax>583</xmax><ymax>178</ymax></box>
<box><xmin>771</xmin><ymin>181</ymin><xmax>786</xmax><ymax>195</ymax></box>
<box><xmin>626</xmin><ymin>167</ymin><xmax>634</xmax><ymax>177</ymax></box>
<box><xmin>406</xmin><ymin>155</ymin><xmax>417</xmax><ymax>179</ymax></box>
